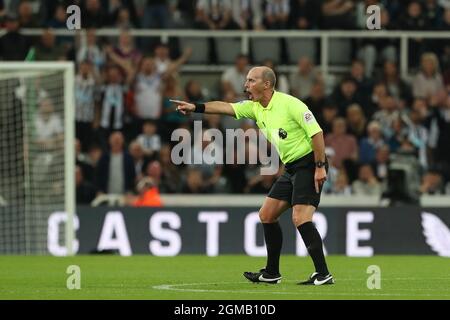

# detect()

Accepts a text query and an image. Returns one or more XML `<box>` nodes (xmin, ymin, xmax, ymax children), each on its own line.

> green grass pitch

<box><xmin>0</xmin><ymin>255</ymin><xmax>449</xmax><ymax>300</ymax></box>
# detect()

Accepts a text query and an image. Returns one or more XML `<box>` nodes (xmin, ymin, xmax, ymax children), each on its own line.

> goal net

<box><xmin>0</xmin><ymin>62</ymin><xmax>75</xmax><ymax>255</ymax></box>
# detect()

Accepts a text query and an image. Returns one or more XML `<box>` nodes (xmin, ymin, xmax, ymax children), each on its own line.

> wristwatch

<box><xmin>315</xmin><ymin>161</ymin><xmax>326</xmax><ymax>168</ymax></box>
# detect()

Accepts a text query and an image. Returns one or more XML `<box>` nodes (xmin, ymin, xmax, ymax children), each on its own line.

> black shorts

<box><xmin>268</xmin><ymin>152</ymin><xmax>328</xmax><ymax>208</ymax></box>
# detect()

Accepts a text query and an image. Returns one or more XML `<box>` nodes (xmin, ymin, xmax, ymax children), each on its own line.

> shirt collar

<box><xmin>259</xmin><ymin>90</ymin><xmax>277</xmax><ymax>110</ymax></box>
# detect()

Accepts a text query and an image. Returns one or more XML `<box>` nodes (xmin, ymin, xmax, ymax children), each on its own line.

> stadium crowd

<box><xmin>1</xmin><ymin>0</ymin><xmax>450</xmax><ymax>206</ymax></box>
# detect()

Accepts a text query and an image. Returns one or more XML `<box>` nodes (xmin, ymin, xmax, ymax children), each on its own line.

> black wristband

<box><xmin>194</xmin><ymin>103</ymin><xmax>206</xmax><ymax>113</ymax></box>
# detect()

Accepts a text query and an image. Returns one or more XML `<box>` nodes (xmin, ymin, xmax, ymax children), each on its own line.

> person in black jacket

<box><xmin>0</xmin><ymin>14</ymin><xmax>30</xmax><ymax>61</ymax></box>
<box><xmin>95</xmin><ymin>131</ymin><xmax>136</xmax><ymax>195</ymax></box>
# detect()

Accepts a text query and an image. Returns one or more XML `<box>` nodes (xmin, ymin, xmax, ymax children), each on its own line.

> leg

<box><xmin>259</xmin><ymin>197</ymin><xmax>290</xmax><ymax>274</ymax></box>
<box><xmin>243</xmin><ymin>172</ymin><xmax>292</xmax><ymax>284</ymax></box>
<box><xmin>293</xmin><ymin>204</ymin><xmax>333</xmax><ymax>285</ymax></box>
<box><xmin>289</xmin><ymin>153</ymin><xmax>333</xmax><ymax>285</ymax></box>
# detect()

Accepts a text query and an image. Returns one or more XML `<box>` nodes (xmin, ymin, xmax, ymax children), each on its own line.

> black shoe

<box><xmin>297</xmin><ymin>272</ymin><xmax>334</xmax><ymax>285</ymax></box>
<box><xmin>243</xmin><ymin>268</ymin><xmax>282</xmax><ymax>284</ymax></box>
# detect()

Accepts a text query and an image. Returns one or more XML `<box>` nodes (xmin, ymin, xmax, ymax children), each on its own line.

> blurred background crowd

<box><xmin>1</xmin><ymin>0</ymin><xmax>450</xmax><ymax>206</ymax></box>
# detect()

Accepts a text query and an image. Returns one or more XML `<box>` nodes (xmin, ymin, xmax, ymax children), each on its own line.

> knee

<box><xmin>291</xmin><ymin>209</ymin><xmax>312</xmax><ymax>227</ymax></box>
<box><xmin>259</xmin><ymin>209</ymin><xmax>277</xmax><ymax>224</ymax></box>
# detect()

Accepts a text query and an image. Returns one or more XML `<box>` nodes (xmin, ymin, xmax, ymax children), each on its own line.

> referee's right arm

<box><xmin>170</xmin><ymin>99</ymin><xmax>236</xmax><ymax>117</ymax></box>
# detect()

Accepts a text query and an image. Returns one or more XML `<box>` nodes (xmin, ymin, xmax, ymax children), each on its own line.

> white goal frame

<box><xmin>0</xmin><ymin>62</ymin><xmax>75</xmax><ymax>255</ymax></box>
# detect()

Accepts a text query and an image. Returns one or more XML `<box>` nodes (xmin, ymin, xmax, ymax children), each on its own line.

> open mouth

<box><xmin>245</xmin><ymin>90</ymin><xmax>253</xmax><ymax>100</ymax></box>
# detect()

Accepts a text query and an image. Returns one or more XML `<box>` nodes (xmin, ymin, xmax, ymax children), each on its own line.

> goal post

<box><xmin>0</xmin><ymin>62</ymin><xmax>75</xmax><ymax>255</ymax></box>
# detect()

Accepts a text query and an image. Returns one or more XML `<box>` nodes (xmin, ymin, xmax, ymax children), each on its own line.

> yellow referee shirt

<box><xmin>231</xmin><ymin>91</ymin><xmax>322</xmax><ymax>164</ymax></box>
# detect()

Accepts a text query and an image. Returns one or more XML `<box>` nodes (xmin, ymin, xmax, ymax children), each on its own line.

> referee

<box><xmin>172</xmin><ymin>66</ymin><xmax>334</xmax><ymax>286</ymax></box>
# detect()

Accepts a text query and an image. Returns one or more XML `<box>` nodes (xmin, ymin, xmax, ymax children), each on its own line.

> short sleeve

<box><xmin>291</xmin><ymin>103</ymin><xmax>322</xmax><ymax>138</ymax></box>
<box><xmin>231</xmin><ymin>100</ymin><xmax>256</xmax><ymax>120</ymax></box>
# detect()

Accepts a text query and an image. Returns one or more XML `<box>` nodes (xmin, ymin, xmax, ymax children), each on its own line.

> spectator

<box><xmin>161</xmin><ymin>74</ymin><xmax>189</xmax><ymax>141</ymax></box>
<box><xmin>263</xmin><ymin>0</ymin><xmax>290</xmax><ymax>29</ymax></box>
<box><xmin>346</xmin><ymin>103</ymin><xmax>368</xmax><ymax>141</ymax></box>
<box><xmin>194</xmin><ymin>0</ymin><xmax>237</xmax><ymax>30</ymax></box>
<box><xmin>142</xmin><ymin>0</ymin><xmax>171</xmax><ymax>29</ymax></box>
<box><xmin>0</xmin><ymin>14</ymin><xmax>31</xmax><ymax>61</ymax></box>
<box><xmin>412</xmin><ymin>52</ymin><xmax>445</xmax><ymax>100</ymax></box>
<box><xmin>381</xmin><ymin>61</ymin><xmax>413</xmax><ymax>108</ymax></box>
<box><xmin>349</xmin><ymin>59</ymin><xmax>373</xmax><ymax>101</ymax></box>
<box><xmin>331</xmin><ymin>76</ymin><xmax>364</xmax><ymax>117</ymax></box>
<box><xmin>223</xmin><ymin>149</ymin><xmax>248</xmax><ymax>193</ymax></box>
<box><xmin>159</xmin><ymin>144</ymin><xmax>183</xmax><ymax>193</ymax></box>
<box><xmin>153</xmin><ymin>43</ymin><xmax>189</xmax><ymax>74</ymax></box>
<box><xmin>182</xmin><ymin>168</ymin><xmax>210</xmax><ymax>193</ymax></box>
<box><xmin>32</xmin><ymin>97</ymin><xmax>64</xmax><ymax>199</ymax></box>
<box><xmin>105</xmin><ymin>30</ymin><xmax>142</xmax><ymax>78</ymax></box>
<box><xmin>134</xmin><ymin>48</ymin><xmax>191</xmax><ymax>126</ymax></box>
<box><xmin>423</xmin><ymin>0</ymin><xmax>444</xmax><ymax>29</ymax></box>
<box><xmin>136</xmin><ymin>121</ymin><xmax>161</xmax><ymax>158</ymax></box>
<box><xmin>142</xmin><ymin>160</ymin><xmax>162</xmax><ymax>188</ymax></box>
<box><xmin>76</xmin><ymin>139</ymin><xmax>95</xmax><ymax>184</ymax></box>
<box><xmin>374</xmin><ymin>144</ymin><xmax>390</xmax><ymax>181</ymax></box>
<box><xmin>128</xmin><ymin>140</ymin><xmax>148</xmax><ymax>182</ymax></box>
<box><xmin>331</xmin><ymin>169</ymin><xmax>352</xmax><ymax>195</ymax></box>
<box><xmin>187</xmin><ymin>130</ymin><xmax>225</xmax><ymax>192</ymax></box>
<box><xmin>289</xmin><ymin>56</ymin><xmax>321</xmax><ymax>100</ymax></box>
<box><xmin>82</xmin><ymin>0</ymin><xmax>108</xmax><ymax>28</ymax></box>
<box><xmin>398</xmin><ymin>1</ymin><xmax>430</xmax><ymax>67</ymax></box>
<box><xmin>359</xmin><ymin>121</ymin><xmax>385</xmax><ymax>164</ymax></box>
<box><xmin>131</xmin><ymin>176</ymin><xmax>163</xmax><ymax>207</ymax></box>
<box><xmin>96</xmin><ymin>131</ymin><xmax>136</xmax><ymax>195</ymax></box>
<box><xmin>221</xmin><ymin>54</ymin><xmax>250</xmax><ymax>101</ymax></box>
<box><xmin>245</xmin><ymin>174</ymin><xmax>277</xmax><ymax>193</ymax></box>
<box><xmin>171</xmin><ymin>0</ymin><xmax>197</xmax><ymax>28</ymax></box>
<box><xmin>230</xmin><ymin>0</ymin><xmax>264</xmax><ymax>30</ymax></box>
<box><xmin>320</xmin><ymin>0</ymin><xmax>355</xmax><ymax>29</ymax></box>
<box><xmin>77</xmin><ymin>29</ymin><xmax>106</xmax><ymax>74</ymax></box>
<box><xmin>428</xmin><ymin>94</ymin><xmax>450</xmax><ymax>182</ymax></box>
<box><xmin>406</xmin><ymin>109</ymin><xmax>429</xmax><ymax>170</ymax></box>
<box><xmin>75</xmin><ymin>60</ymin><xmax>100</xmax><ymax>152</ymax></box>
<box><xmin>18</xmin><ymin>0</ymin><xmax>40</xmax><ymax>28</ymax></box>
<box><xmin>76</xmin><ymin>165</ymin><xmax>97</xmax><ymax>205</ymax></box>
<box><xmin>98</xmin><ymin>65</ymin><xmax>129</xmax><ymax>145</ymax></box>
<box><xmin>420</xmin><ymin>169</ymin><xmax>445</xmax><ymax>194</ymax></box>
<box><xmin>34</xmin><ymin>97</ymin><xmax>64</xmax><ymax>151</ymax></box>
<box><xmin>185</xmin><ymin>79</ymin><xmax>209</xmax><ymax>103</ymax></box>
<box><xmin>322</xmin><ymin>147</ymin><xmax>339</xmax><ymax>194</ymax></box>
<box><xmin>372</xmin><ymin>95</ymin><xmax>401</xmax><ymax>140</ymax></box>
<box><xmin>325</xmin><ymin>117</ymin><xmax>358</xmax><ymax>169</ymax></box>
<box><xmin>304</xmin><ymin>80</ymin><xmax>328</xmax><ymax>116</ymax></box>
<box><xmin>368</xmin><ymin>82</ymin><xmax>389</xmax><ymax>115</ymax></box>
<box><xmin>317</xmin><ymin>103</ymin><xmax>339</xmax><ymax>135</ymax></box>
<box><xmin>387</xmin><ymin>115</ymin><xmax>418</xmax><ymax>156</ymax></box>
<box><xmin>114</xmin><ymin>7</ymin><xmax>136</xmax><ymax>29</ymax></box>
<box><xmin>289</xmin><ymin>0</ymin><xmax>320</xmax><ymax>29</ymax></box>
<box><xmin>352</xmin><ymin>164</ymin><xmax>382</xmax><ymax>196</ymax></box>
<box><xmin>46</xmin><ymin>4</ymin><xmax>67</xmax><ymax>28</ymax></box>
<box><xmin>34</xmin><ymin>29</ymin><xmax>67</xmax><ymax>61</ymax></box>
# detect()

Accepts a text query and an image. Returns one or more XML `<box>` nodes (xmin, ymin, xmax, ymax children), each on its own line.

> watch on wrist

<box><xmin>315</xmin><ymin>161</ymin><xmax>326</xmax><ymax>168</ymax></box>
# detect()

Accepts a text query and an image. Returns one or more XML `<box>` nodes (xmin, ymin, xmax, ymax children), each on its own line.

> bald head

<box><xmin>250</xmin><ymin>66</ymin><xmax>276</xmax><ymax>89</ymax></box>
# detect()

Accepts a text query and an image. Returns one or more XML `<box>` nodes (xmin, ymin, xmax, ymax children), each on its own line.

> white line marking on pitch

<box><xmin>152</xmin><ymin>280</ymin><xmax>450</xmax><ymax>297</ymax></box>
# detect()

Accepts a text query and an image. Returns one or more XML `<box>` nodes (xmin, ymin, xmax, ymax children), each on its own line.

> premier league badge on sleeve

<box><xmin>278</xmin><ymin>128</ymin><xmax>287</xmax><ymax>139</ymax></box>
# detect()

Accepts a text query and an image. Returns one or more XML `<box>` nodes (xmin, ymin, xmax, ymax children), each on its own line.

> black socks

<box><xmin>262</xmin><ymin>222</ymin><xmax>283</xmax><ymax>275</ymax></box>
<box><xmin>298</xmin><ymin>221</ymin><xmax>329</xmax><ymax>276</ymax></box>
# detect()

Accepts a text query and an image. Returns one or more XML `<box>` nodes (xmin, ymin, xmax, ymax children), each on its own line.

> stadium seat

<box><xmin>179</xmin><ymin>37</ymin><xmax>210</xmax><ymax>64</ymax></box>
<box><xmin>251</xmin><ymin>38</ymin><xmax>281</xmax><ymax>64</ymax></box>
<box><xmin>286</xmin><ymin>38</ymin><xmax>317</xmax><ymax>64</ymax></box>
<box><xmin>328</xmin><ymin>39</ymin><xmax>352</xmax><ymax>66</ymax></box>
<box><xmin>215</xmin><ymin>38</ymin><xmax>242</xmax><ymax>64</ymax></box>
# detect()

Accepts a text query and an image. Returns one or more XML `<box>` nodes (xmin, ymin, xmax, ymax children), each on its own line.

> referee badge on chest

<box><xmin>278</xmin><ymin>128</ymin><xmax>287</xmax><ymax>139</ymax></box>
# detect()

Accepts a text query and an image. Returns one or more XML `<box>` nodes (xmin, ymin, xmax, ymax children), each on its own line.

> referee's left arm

<box><xmin>311</xmin><ymin>131</ymin><xmax>327</xmax><ymax>193</ymax></box>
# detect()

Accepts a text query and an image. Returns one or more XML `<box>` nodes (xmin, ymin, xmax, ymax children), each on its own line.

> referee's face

<box><xmin>244</xmin><ymin>68</ymin><xmax>265</xmax><ymax>102</ymax></box>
